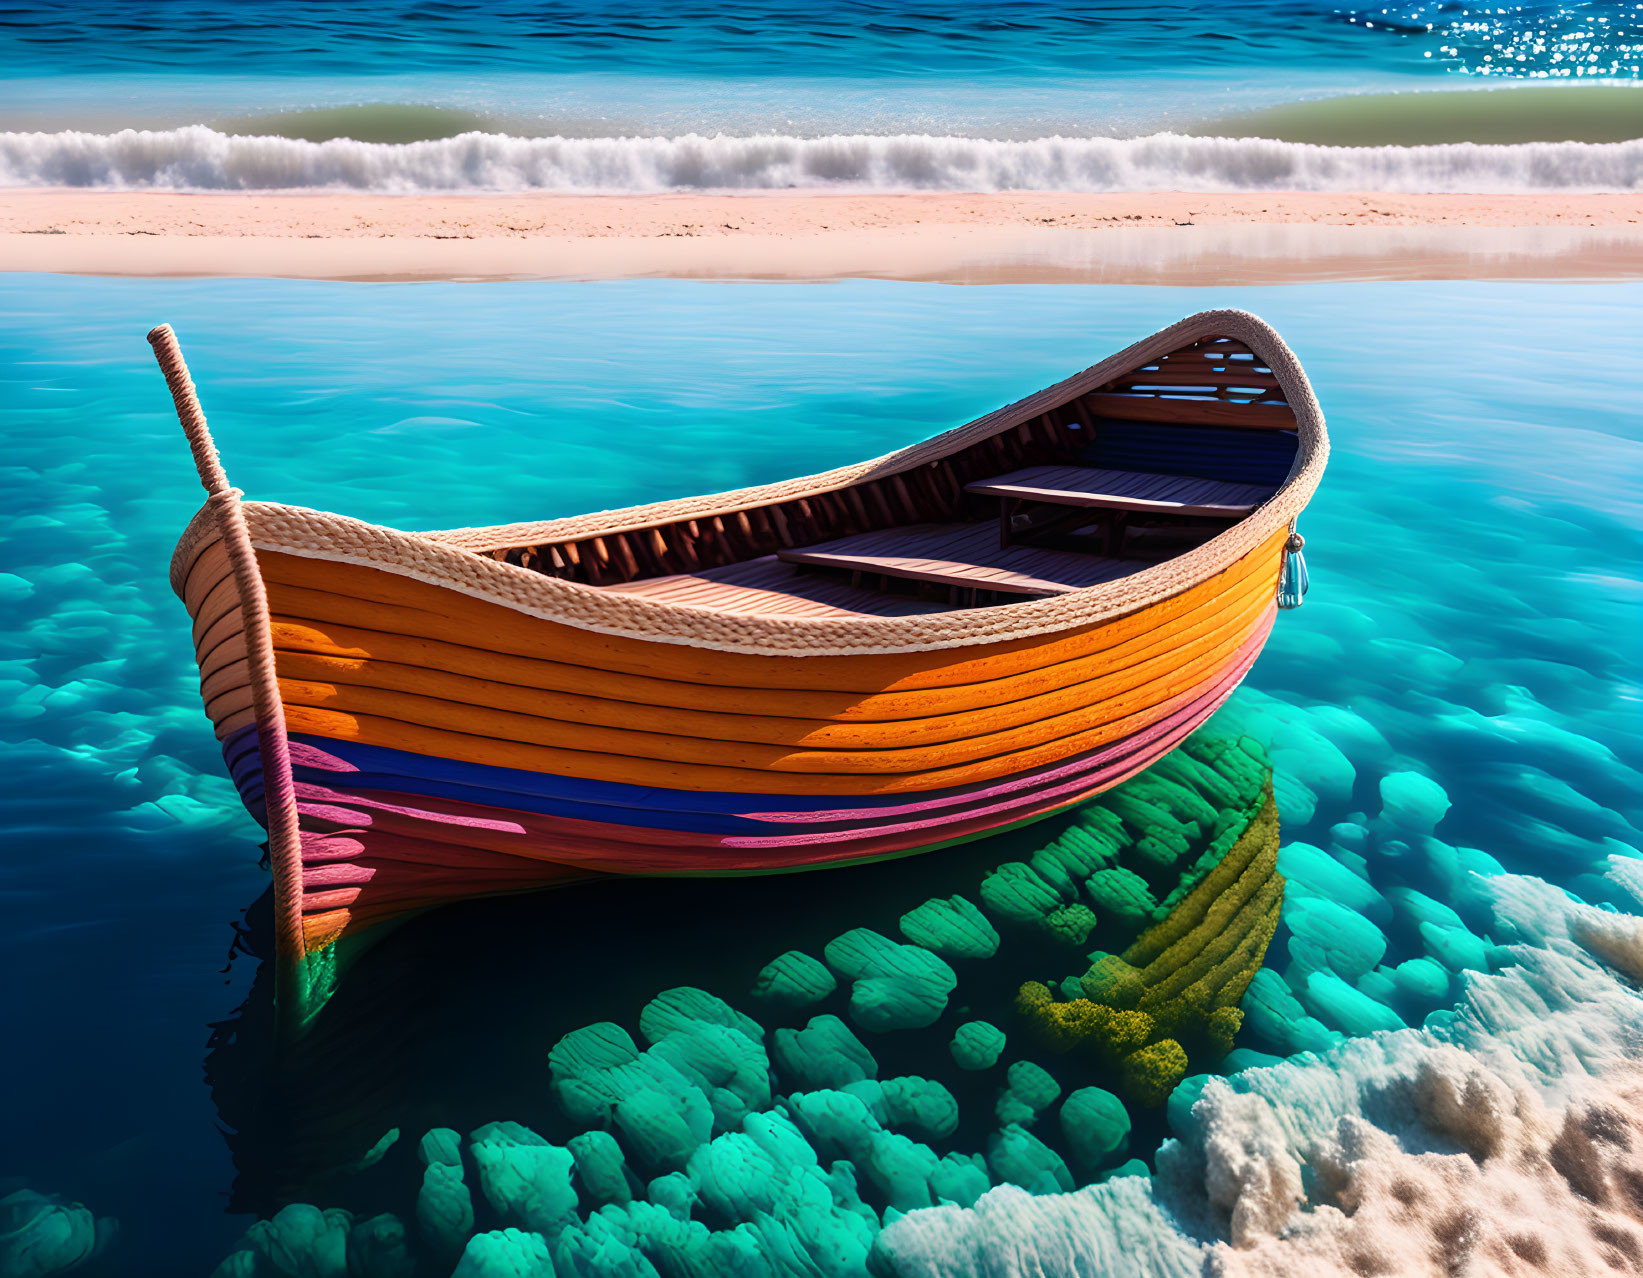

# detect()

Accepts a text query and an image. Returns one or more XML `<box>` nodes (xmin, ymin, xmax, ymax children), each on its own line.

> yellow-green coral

<box><xmin>1014</xmin><ymin>781</ymin><xmax>1284</xmax><ymax>1105</ymax></box>
<box><xmin>1119</xmin><ymin>1039</ymin><xmax>1190</xmax><ymax>1108</ymax></box>
<box><xmin>1124</xmin><ymin>783</ymin><xmax>1280</xmax><ymax>972</ymax></box>
<box><xmin>1079</xmin><ymin>955</ymin><xmax>1144</xmax><ymax>1010</ymax></box>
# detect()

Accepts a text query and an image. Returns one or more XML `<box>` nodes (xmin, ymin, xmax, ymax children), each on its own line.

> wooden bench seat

<box><xmin>965</xmin><ymin>465</ymin><xmax>1270</xmax><ymax>518</ymax></box>
<box><xmin>776</xmin><ymin>523</ymin><xmax>1137</xmax><ymax>598</ymax></box>
<box><xmin>602</xmin><ymin>554</ymin><xmax>950</xmax><ymax>618</ymax></box>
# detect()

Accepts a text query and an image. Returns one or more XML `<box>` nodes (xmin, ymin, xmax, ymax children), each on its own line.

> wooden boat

<box><xmin>153</xmin><ymin>309</ymin><xmax>1325</xmax><ymax>1005</ymax></box>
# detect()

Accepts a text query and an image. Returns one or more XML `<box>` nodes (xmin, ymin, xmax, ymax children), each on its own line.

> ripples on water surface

<box><xmin>7</xmin><ymin>1</ymin><xmax>1640</xmax><ymax>84</ymax></box>
<box><xmin>3</xmin><ymin>1</ymin><xmax>1640</xmax><ymax>139</ymax></box>
<box><xmin>5</xmin><ymin>2</ymin><xmax>1638</xmax><ymax>195</ymax></box>
<box><xmin>0</xmin><ymin>277</ymin><xmax>1639</xmax><ymax>1274</ymax></box>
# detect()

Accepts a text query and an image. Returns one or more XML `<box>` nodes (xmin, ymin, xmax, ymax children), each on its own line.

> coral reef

<box><xmin>206</xmin><ymin>659</ymin><xmax>1643</xmax><ymax>1278</ymax></box>
<box><xmin>875</xmin><ymin>864</ymin><xmax>1643</xmax><ymax>1275</ymax></box>
<box><xmin>207</xmin><ymin>729</ymin><xmax>1282</xmax><ymax>1274</ymax></box>
<box><xmin>1014</xmin><ymin>782</ymin><xmax>1284</xmax><ymax>1106</ymax></box>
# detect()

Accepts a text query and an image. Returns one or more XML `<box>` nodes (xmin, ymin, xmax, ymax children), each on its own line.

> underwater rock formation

<box><xmin>750</xmin><ymin>951</ymin><xmax>837</xmax><ymax>1008</ymax></box>
<box><xmin>948</xmin><ymin>1022</ymin><xmax>1005</xmax><ymax>1072</ymax></box>
<box><xmin>824</xmin><ymin>929</ymin><xmax>958</xmax><ymax>1033</ymax></box>
<box><xmin>0</xmin><ymin>1189</ymin><xmax>114</xmax><ymax>1278</ymax></box>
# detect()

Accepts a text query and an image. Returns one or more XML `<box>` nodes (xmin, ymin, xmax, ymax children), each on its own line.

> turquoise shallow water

<box><xmin>1</xmin><ymin>277</ymin><xmax>1640</xmax><ymax>1274</ymax></box>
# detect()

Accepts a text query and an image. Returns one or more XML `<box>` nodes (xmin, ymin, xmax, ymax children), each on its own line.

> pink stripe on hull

<box><xmin>743</xmin><ymin>607</ymin><xmax>1273</xmax><ymax>823</ymax></box>
<box><xmin>289</xmin><ymin>607</ymin><xmax>1266</xmax><ymax>856</ymax></box>
<box><xmin>287</xmin><ymin>637</ymin><xmax>1255</xmax><ymax>880</ymax></box>
<box><xmin>723</xmin><ymin>653</ymin><xmax>1248</xmax><ymax>849</ymax></box>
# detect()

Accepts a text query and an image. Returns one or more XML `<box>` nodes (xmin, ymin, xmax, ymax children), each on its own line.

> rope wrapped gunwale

<box><xmin>168</xmin><ymin>308</ymin><xmax>1326</xmax><ymax>659</ymax></box>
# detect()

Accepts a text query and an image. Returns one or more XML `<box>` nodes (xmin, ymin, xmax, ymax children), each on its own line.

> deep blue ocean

<box><xmin>2</xmin><ymin>1</ymin><xmax>1640</xmax><ymax>191</ymax></box>
<box><xmin>1</xmin><ymin>276</ymin><xmax>1639</xmax><ymax>1274</ymax></box>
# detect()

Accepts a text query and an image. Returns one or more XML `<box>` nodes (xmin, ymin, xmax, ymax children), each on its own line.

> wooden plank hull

<box><xmin>185</xmin><ymin>527</ymin><xmax>1279</xmax><ymax>954</ymax></box>
<box><xmin>156</xmin><ymin>307</ymin><xmax>1327</xmax><ymax>982</ymax></box>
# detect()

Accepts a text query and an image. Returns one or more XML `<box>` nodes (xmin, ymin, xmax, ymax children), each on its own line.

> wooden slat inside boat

<box><xmin>153</xmin><ymin>308</ymin><xmax>1327</xmax><ymax>991</ymax></box>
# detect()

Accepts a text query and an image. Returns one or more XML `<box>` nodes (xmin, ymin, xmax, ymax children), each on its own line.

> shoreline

<box><xmin>3</xmin><ymin>190</ymin><xmax>1641</xmax><ymax>284</ymax></box>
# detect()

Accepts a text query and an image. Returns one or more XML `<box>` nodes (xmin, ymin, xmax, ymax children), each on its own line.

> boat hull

<box><xmin>154</xmin><ymin>307</ymin><xmax>1326</xmax><ymax>978</ymax></box>
<box><xmin>182</xmin><ymin>529</ymin><xmax>1281</xmax><ymax>952</ymax></box>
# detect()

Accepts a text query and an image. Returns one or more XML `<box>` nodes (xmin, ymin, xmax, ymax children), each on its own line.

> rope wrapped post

<box><xmin>148</xmin><ymin>324</ymin><xmax>309</xmax><ymax>1014</ymax></box>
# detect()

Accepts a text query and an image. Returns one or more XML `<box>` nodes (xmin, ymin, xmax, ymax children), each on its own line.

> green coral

<box><xmin>213</xmin><ymin>1204</ymin><xmax>351</xmax><ymax>1278</ymax></box>
<box><xmin>749</xmin><ymin>950</ymin><xmax>836</xmax><ymax>1008</ymax></box>
<box><xmin>1014</xmin><ymin>782</ymin><xmax>1283</xmax><ymax>1105</ymax></box>
<box><xmin>1029</xmin><ymin>825</ymin><xmax>1120</xmax><ymax>894</ymax></box>
<box><xmin>898</xmin><ymin>894</ymin><xmax>999</xmax><ymax>959</ymax></box>
<box><xmin>1040</xmin><ymin>903</ymin><xmax>1097</xmax><ymax>947</ymax></box>
<box><xmin>1</xmin><ymin>1190</ymin><xmax>112</xmax><ymax>1278</ymax></box>
<box><xmin>467</xmin><ymin>1122</ymin><xmax>578</xmax><ymax>1237</ymax></box>
<box><xmin>994</xmin><ymin>1060</ymin><xmax>1061</xmax><ymax>1127</ymax></box>
<box><xmin>844</xmin><ymin>1076</ymin><xmax>960</xmax><ymax>1141</ymax></box>
<box><xmin>639</xmin><ymin>987</ymin><xmax>761</xmax><ymax>1045</ymax></box>
<box><xmin>1121</xmin><ymin>1040</ymin><xmax>1191</xmax><ymax>1108</ymax></box>
<box><xmin>771</xmin><ymin>1014</ymin><xmax>877</xmax><ymax>1090</ymax></box>
<box><xmin>1085</xmin><ymin>868</ymin><xmax>1155</xmax><ymax>929</ymax></box>
<box><xmin>1059</xmin><ymin>1087</ymin><xmax>1131</xmax><ymax>1174</ymax></box>
<box><xmin>452</xmin><ymin>1228</ymin><xmax>554</xmax><ymax>1277</ymax></box>
<box><xmin>986</xmin><ymin>1125</ymin><xmax>1073</xmax><ymax>1196</ymax></box>
<box><xmin>949</xmin><ymin>1021</ymin><xmax>1006</xmax><ymax>1071</ymax></box>
<box><xmin>1079</xmin><ymin>954</ymin><xmax>1144</xmax><ymax>1009</ymax></box>
<box><xmin>980</xmin><ymin>734</ymin><xmax>1272</xmax><ymax>958</ymax></box>
<box><xmin>979</xmin><ymin>861</ymin><xmax>1067</xmax><ymax>924</ymax></box>
<box><xmin>567</xmin><ymin>1131</ymin><xmax>632</xmax><ymax>1206</ymax></box>
<box><xmin>824</xmin><ymin>928</ymin><xmax>958</xmax><ymax>1032</ymax></box>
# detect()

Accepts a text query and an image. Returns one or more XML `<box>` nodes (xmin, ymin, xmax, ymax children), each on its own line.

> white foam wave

<box><xmin>1</xmin><ymin>125</ymin><xmax>1638</xmax><ymax>193</ymax></box>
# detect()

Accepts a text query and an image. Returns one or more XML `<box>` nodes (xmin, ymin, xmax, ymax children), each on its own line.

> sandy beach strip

<box><xmin>3</xmin><ymin>190</ymin><xmax>1640</xmax><ymax>284</ymax></box>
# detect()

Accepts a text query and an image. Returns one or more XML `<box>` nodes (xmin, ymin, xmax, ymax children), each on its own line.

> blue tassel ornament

<box><xmin>1277</xmin><ymin>531</ymin><xmax>1309</xmax><ymax>610</ymax></box>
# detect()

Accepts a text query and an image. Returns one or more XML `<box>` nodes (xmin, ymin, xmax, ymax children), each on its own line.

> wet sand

<box><xmin>2</xmin><ymin>189</ymin><xmax>1639</xmax><ymax>283</ymax></box>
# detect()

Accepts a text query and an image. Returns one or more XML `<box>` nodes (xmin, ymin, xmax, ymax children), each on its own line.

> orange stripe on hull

<box><xmin>277</xmin><ymin>605</ymin><xmax>1271</xmax><ymax>795</ymax></box>
<box><xmin>257</xmin><ymin>526</ymin><xmax>1287</xmax><ymax>696</ymax></box>
<box><xmin>266</xmin><ymin>571</ymin><xmax>1277</xmax><ymax>750</ymax></box>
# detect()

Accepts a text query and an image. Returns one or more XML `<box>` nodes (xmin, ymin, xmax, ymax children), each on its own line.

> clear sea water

<box><xmin>1</xmin><ymin>275</ymin><xmax>1639</xmax><ymax>1274</ymax></box>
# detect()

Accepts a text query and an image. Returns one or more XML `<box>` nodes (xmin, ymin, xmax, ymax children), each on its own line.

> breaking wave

<box><xmin>2</xmin><ymin>125</ymin><xmax>1639</xmax><ymax>193</ymax></box>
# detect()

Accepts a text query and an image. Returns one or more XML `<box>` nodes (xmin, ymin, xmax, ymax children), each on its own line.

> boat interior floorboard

<box><xmin>776</xmin><ymin>522</ymin><xmax>1143</xmax><ymax>598</ymax></box>
<box><xmin>600</xmin><ymin>554</ymin><xmax>955</xmax><ymax>618</ymax></box>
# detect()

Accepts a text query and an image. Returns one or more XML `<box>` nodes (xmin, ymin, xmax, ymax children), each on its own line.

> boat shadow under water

<box><xmin>205</xmin><ymin>730</ymin><xmax>1284</xmax><ymax>1261</ymax></box>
